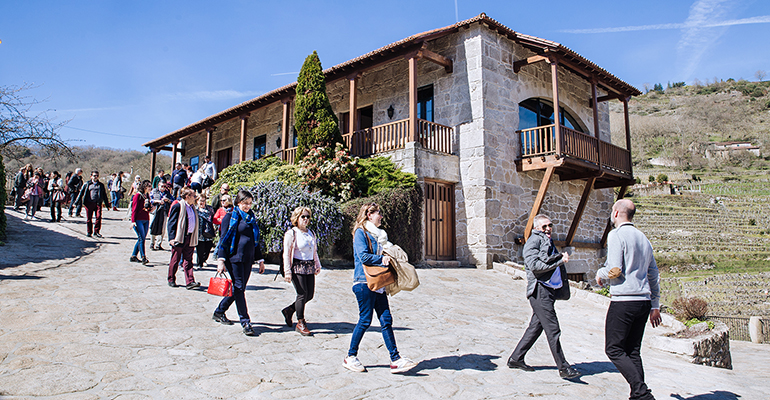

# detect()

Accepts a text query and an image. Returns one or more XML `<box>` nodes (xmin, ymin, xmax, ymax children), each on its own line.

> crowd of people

<box><xmin>10</xmin><ymin>159</ymin><xmax>662</xmax><ymax>392</ymax></box>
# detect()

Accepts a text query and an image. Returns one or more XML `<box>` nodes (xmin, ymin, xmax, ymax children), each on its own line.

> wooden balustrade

<box><xmin>518</xmin><ymin>124</ymin><xmax>632</xmax><ymax>178</ymax></box>
<box><xmin>417</xmin><ymin>119</ymin><xmax>453</xmax><ymax>154</ymax></box>
<box><xmin>601</xmin><ymin>141</ymin><xmax>632</xmax><ymax>174</ymax></box>
<box><xmin>519</xmin><ymin>124</ymin><xmax>555</xmax><ymax>157</ymax></box>
<box><xmin>282</xmin><ymin>147</ymin><xmax>297</xmax><ymax>165</ymax></box>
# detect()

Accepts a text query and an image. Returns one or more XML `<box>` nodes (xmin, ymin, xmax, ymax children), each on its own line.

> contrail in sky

<box><xmin>561</xmin><ymin>15</ymin><xmax>770</xmax><ymax>34</ymax></box>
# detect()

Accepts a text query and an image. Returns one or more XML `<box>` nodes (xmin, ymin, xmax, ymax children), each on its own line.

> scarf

<box><xmin>219</xmin><ymin>207</ymin><xmax>260</xmax><ymax>256</ymax></box>
<box><xmin>364</xmin><ymin>221</ymin><xmax>392</xmax><ymax>255</ymax></box>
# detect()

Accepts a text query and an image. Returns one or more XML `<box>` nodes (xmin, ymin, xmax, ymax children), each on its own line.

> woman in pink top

<box><xmin>130</xmin><ymin>180</ymin><xmax>152</xmax><ymax>264</ymax></box>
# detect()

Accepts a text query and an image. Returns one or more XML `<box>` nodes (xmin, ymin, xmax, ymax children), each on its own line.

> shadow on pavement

<box><xmin>0</xmin><ymin>210</ymin><xmax>98</xmax><ymax>270</ymax></box>
<box><xmin>572</xmin><ymin>360</ymin><xmax>618</xmax><ymax>376</ymax></box>
<box><xmin>671</xmin><ymin>391</ymin><xmax>741</xmax><ymax>400</ymax></box>
<box><xmin>0</xmin><ymin>274</ymin><xmax>43</xmax><ymax>280</ymax></box>
<box><xmin>406</xmin><ymin>353</ymin><xmax>500</xmax><ymax>375</ymax></box>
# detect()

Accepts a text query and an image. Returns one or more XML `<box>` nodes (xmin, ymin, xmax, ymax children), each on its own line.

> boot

<box><xmin>296</xmin><ymin>319</ymin><xmax>311</xmax><ymax>336</ymax></box>
<box><xmin>281</xmin><ymin>306</ymin><xmax>295</xmax><ymax>327</ymax></box>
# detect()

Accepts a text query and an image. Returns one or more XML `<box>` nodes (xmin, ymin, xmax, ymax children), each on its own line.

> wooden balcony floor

<box><xmin>516</xmin><ymin>154</ymin><xmax>635</xmax><ymax>189</ymax></box>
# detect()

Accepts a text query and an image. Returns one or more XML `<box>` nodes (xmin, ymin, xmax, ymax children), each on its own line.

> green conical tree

<box><xmin>294</xmin><ymin>51</ymin><xmax>344</xmax><ymax>160</ymax></box>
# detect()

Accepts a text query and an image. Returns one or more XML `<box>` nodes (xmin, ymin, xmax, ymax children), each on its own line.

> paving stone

<box><xmin>0</xmin><ymin>363</ymin><xmax>99</xmax><ymax>396</ymax></box>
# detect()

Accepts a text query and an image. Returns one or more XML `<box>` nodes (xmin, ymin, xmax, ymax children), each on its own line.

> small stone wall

<box><xmin>692</xmin><ymin>322</ymin><xmax>732</xmax><ymax>369</ymax></box>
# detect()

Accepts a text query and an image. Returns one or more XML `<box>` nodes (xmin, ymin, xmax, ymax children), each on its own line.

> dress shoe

<box><xmin>212</xmin><ymin>312</ymin><xmax>234</xmax><ymax>325</ymax></box>
<box><xmin>129</xmin><ymin>256</ymin><xmax>140</xmax><ymax>263</ymax></box>
<box><xmin>141</xmin><ymin>257</ymin><xmax>149</xmax><ymax>265</ymax></box>
<box><xmin>507</xmin><ymin>359</ymin><xmax>535</xmax><ymax>371</ymax></box>
<box><xmin>296</xmin><ymin>319</ymin><xmax>312</xmax><ymax>336</ymax></box>
<box><xmin>281</xmin><ymin>307</ymin><xmax>294</xmax><ymax>327</ymax></box>
<box><xmin>243</xmin><ymin>324</ymin><xmax>257</xmax><ymax>336</ymax></box>
<box><xmin>185</xmin><ymin>282</ymin><xmax>201</xmax><ymax>290</ymax></box>
<box><xmin>559</xmin><ymin>366</ymin><xmax>582</xmax><ymax>380</ymax></box>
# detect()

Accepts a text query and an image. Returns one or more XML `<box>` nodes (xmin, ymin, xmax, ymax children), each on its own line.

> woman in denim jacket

<box><xmin>342</xmin><ymin>202</ymin><xmax>417</xmax><ymax>374</ymax></box>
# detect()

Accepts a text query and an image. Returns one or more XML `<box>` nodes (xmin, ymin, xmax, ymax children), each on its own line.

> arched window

<box><xmin>518</xmin><ymin>98</ymin><xmax>584</xmax><ymax>132</ymax></box>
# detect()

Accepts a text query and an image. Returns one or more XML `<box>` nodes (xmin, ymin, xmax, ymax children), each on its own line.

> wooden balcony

<box><xmin>516</xmin><ymin>124</ymin><xmax>634</xmax><ymax>189</ymax></box>
<box><xmin>281</xmin><ymin>118</ymin><xmax>453</xmax><ymax>163</ymax></box>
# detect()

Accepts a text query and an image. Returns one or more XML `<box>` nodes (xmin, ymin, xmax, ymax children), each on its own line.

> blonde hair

<box><xmin>221</xmin><ymin>194</ymin><xmax>232</xmax><ymax>206</ymax></box>
<box><xmin>353</xmin><ymin>202</ymin><xmax>379</xmax><ymax>234</ymax></box>
<box><xmin>290</xmin><ymin>206</ymin><xmax>312</xmax><ymax>227</ymax></box>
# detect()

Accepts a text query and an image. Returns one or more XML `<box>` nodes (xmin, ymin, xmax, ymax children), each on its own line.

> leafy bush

<box><xmin>671</xmin><ymin>297</ymin><xmax>709</xmax><ymax>321</ymax></box>
<box><xmin>0</xmin><ymin>152</ymin><xmax>6</xmax><ymax>241</ymax></box>
<box><xmin>213</xmin><ymin>157</ymin><xmax>298</xmax><ymax>193</ymax></box>
<box><xmin>595</xmin><ymin>286</ymin><xmax>610</xmax><ymax>297</ymax></box>
<box><xmin>656</xmin><ymin>173</ymin><xmax>668</xmax><ymax>183</ymax></box>
<box><xmin>294</xmin><ymin>51</ymin><xmax>344</xmax><ymax>160</ymax></box>
<box><xmin>683</xmin><ymin>318</ymin><xmax>715</xmax><ymax>329</ymax></box>
<box><xmin>333</xmin><ymin>186</ymin><xmax>423</xmax><ymax>262</ymax></box>
<box><xmin>298</xmin><ymin>144</ymin><xmax>359</xmax><ymax>202</ymax></box>
<box><xmin>648</xmin><ymin>175</ymin><xmax>655</xmax><ymax>182</ymax></box>
<box><xmin>248</xmin><ymin>180</ymin><xmax>343</xmax><ymax>255</ymax></box>
<box><xmin>355</xmin><ymin>156</ymin><xmax>417</xmax><ymax>196</ymax></box>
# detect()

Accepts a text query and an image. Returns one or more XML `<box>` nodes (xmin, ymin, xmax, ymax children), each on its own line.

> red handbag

<box><xmin>207</xmin><ymin>273</ymin><xmax>232</xmax><ymax>297</ymax></box>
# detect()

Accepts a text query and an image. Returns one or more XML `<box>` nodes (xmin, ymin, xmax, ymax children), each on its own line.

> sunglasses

<box><xmin>541</xmin><ymin>223</ymin><xmax>554</xmax><ymax>230</ymax></box>
<box><xmin>300</xmin><ymin>215</ymin><xmax>310</xmax><ymax>220</ymax></box>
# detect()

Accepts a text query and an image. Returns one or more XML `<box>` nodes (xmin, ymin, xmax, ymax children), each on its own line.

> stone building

<box><xmin>144</xmin><ymin>14</ymin><xmax>640</xmax><ymax>279</ymax></box>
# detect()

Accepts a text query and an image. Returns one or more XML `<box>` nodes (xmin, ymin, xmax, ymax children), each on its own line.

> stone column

<box><xmin>749</xmin><ymin>316</ymin><xmax>764</xmax><ymax>344</ymax></box>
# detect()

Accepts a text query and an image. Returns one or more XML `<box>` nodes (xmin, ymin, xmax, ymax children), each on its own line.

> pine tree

<box><xmin>293</xmin><ymin>51</ymin><xmax>344</xmax><ymax>160</ymax></box>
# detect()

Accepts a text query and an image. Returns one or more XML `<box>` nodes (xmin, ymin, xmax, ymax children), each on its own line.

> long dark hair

<box><xmin>233</xmin><ymin>189</ymin><xmax>253</xmax><ymax>206</ymax></box>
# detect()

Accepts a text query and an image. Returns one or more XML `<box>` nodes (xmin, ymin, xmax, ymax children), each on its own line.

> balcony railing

<box><xmin>281</xmin><ymin>118</ymin><xmax>453</xmax><ymax>164</ymax></box>
<box><xmin>519</xmin><ymin>124</ymin><xmax>632</xmax><ymax>177</ymax></box>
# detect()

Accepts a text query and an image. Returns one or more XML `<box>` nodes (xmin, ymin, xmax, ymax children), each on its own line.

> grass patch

<box><xmin>657</xmin><ymin>252</ymin><xmax>770</xmax><ymax>278</ymax></box>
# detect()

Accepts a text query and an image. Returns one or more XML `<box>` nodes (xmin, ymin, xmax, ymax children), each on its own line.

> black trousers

<box><xmin>605</xmin><ymin>300</ymin><xmax>654</xmax><ymax>400</ymax></box>
<box><xmin>286</xmin><ymin>273</ymin><xmax>315</xmax><ymax>320</ymax></box>
<box><xmin>510</xmin><ymin>283</ymin><xmax>570</xmax><ymax>370</ymax></box>
<box><xmin>196</xmin><ymin>241</ymin><xmax>214</xmax><ymax>268</ymax></box>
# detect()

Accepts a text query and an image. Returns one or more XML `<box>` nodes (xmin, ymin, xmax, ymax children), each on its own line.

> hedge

<box><xmin>333</xmin><ymin>185</ymin><xmax>423</xmax><ymax>262</ymax></box>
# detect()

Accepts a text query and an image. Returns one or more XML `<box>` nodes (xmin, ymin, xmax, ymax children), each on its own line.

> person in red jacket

<box><xmin>130</xmin><ymin>180</ymin><xmax>152</xmax><ymax>264</ymax></box>
<box><xmin>212</xmin><ymin>194</ymin><xmax>232</xmax><ymax>226</ymax></box>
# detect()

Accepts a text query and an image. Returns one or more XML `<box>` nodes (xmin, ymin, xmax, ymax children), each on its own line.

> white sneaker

<box><xmin>343</xmin><ymin>356</ymin><xmax>366</xmax><ymax>372</ymax></box>
<box><xmin>390</xmin><ymin>357</ymin><xmax>417</xmax><ymax>374</ymax></box>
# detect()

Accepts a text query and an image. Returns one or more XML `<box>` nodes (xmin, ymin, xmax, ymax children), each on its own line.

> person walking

<box><xmin>595</xmin><ymin>199</ymin><xmax>661</xmax><ymax>400</ymax></box>
<box><xmin>67</xmin><ymin>168</ymin><xmax>84</xmax><ymax>217</ymax></box>
<box><xmin>212</xmin><ymin>190</ymin><xmax>265</xmax><ymax>336</ymax></box>
<box><xmin>195</xmin><ymin>194</ymin><xmax>216</xmax><ymax>270</ymax></box>
<box><xmin>47</xmin><ymin>171</ymin><xmax>65</xmax><ymax>222</ymax></box>
<box><xmin>152</xmin><ymin>170</ymin><xmax>165</xmax><ymax>189</ymax></box>
<box><xmin>343</xmin><ymin>202</ymin><xmax>417</xmax><ymax>374</ymax></box>
<box><xmin>13</xmin><ymin>166</ymin><xmax>28</xmax><ymax>210</ymax></box>
<box><xmin>23</xmin><ymin>172</ymin><xmax>44</xmax><ymax>220</ymax></box>
<box><xmin>190</xmin><ymin>167</ymin><xmax>205</xmax><ymax>193</ymax></box>
<box><xmin>130</xmin><ymin>180</ymin><xmax>152</xmax><ymax>265</ymax></box>
<box><xmin>172</xmin><ymin>163</ymin><xmax>187</xmax><ymax>199</ymax></box>
<box><xmin>167</xmin><ymin>188</ymin><xmax>201</xmax><ymax>289</ymax></box>
<box><xmin>281</xmin><ymin>207</ymin><xmax>322</xmax><ymax>336</ymax></box>
<box><xmin>212</xmin><ymin>194</ymin><xmax>232</xmax><ymax>226</ymax></box>
<box><xmin>203</xmin><ymin>155</ymin><xmax>217</xmax><ymax>182</ymax></box>
<box><xmin>507</xmin><ymin>214</ymin><xmax>581</xmax><ymax>380</ymax></box>
<box><xmin>149</xmin><ymin>182</ymin><xmax>173</xmax><ymax>251</ymax></box>
<box><xmin>211</xmin><ymin>183</ymin><xmax>230</xmax><ymax>212</ymax></box>
<box><xmin>75</xmin><ymin>171</ymin><xmax>109</xmax><ymax>238</ymax></box>
<box><xmin>125</xmin><ymin>175</ymin><xmax>141</xmax><ymax>219</ymax></box>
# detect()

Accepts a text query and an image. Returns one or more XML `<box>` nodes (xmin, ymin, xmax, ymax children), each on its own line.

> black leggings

<box><xmin>287</xmin><ymin>273</ymin><xmax>315</xmax><ymax>320</ymax></box>
<box><xmin>196</xmin><ymin>241</ymin><xmax>214</xmax><ymax>268</ymax></box>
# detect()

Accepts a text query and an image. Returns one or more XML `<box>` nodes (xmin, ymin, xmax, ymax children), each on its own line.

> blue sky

<box><xmin>1</xmin><ymin>0</ymin><xmax>769</xmax><ymax>151</ymax></box>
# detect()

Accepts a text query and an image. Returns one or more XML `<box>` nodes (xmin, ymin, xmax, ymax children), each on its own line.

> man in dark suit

<box><xmin>75</xmin><ymin>171</ymin><xmax>109</xmax><ymax>238</ymax></box>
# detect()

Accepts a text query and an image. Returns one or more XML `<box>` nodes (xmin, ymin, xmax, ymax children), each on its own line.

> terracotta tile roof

<box><xmin>144</xmin><ymin>13</ymin><xmax>641</xmax><ymax>148</ymax></box>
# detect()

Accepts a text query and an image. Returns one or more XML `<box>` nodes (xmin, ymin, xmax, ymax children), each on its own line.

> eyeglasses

<box><xmin>541</xmin><ymin>223</ymin><xmax>554</xmax><ymax>230</ymax></box>
<box><xmin>300</xmin><ymin>215</ymin><xmax>310</xmax><ymax>220</ymax></box>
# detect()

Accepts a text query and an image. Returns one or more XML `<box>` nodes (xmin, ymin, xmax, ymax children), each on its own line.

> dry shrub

<box><xmin>671</xmin><ymin>297</ymin><xmax>709</xmax><ymax>321</ymax></box>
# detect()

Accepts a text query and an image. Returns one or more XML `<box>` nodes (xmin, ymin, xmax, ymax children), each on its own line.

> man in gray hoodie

<box><xmin>596</xmin><ymin>199</ymin><xmax>661</xmax><ymax>400</ymax></box>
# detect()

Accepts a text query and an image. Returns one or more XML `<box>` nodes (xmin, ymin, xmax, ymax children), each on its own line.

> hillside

<box><xmin>3</xmin><ymin>146</ymin><xmax>171</xmax><ymax>188</ymax></box>
<box><xmin>610</xmin><ymin>79</ymin><xmax>770</xmax><ymax>170</ymax></box>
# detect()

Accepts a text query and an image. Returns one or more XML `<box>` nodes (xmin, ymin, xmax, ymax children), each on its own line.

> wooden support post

<box><xmin>551</xmin><ymin>60</ymin><xmax>562</xmax><ymax>155</ymax></box>
<box><xmin>349</xmin><ymin>73</ymin><xmax>358</xmax><ymax>136</ymax></box>
<box><xmin>600</xmin><ymin>185</ymin><xmax>628</xmax><ymax>248</ymax></box>
<box><xmin>566</xmin><ymin>177</ymin><xmax>595</xmax><ymax>246</ymax></box>
<box><xmin>281</xmin><ymin>99</ymin><xmax>291</xmax><ymax>153</ymax></box>
<box><xmin>592</xmin><ymin>80</ymin><xmax>602</xmax><ymax>169</ymax></box>
<box><xmin>239</xmin><ymin>114</ymin><xmax>249</xmax><ymax>162</ymax></box>
<box><xmin>623</xmin><ymin>97</ymin><xmax>633</xmax><ymax>177</ymax></box>
<box><xmin>408</xmin><ymin>56</ymin><xmax>418</xmax><ymax>143</ymax></box>
<box><xmin>524</xmin><ymin>166</ymin><xmax>555</xmax><ymax>240</ymax></box>
<box><xmin>171</xmin><ymin>142</ymin><xmax>178</xmax><ymax>169</ymax></box>
<box><xmin>150</xmin><ymin>149</ymin><xmax>157</xmax><ymax>179</ymax></box>
<box><xmin>205</xmin><ymin>127</ymin><xmax>215</xmax><ymax>158</ymax></box>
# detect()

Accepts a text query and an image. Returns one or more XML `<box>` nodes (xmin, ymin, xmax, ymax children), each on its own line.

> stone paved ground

<box><xmin>1</xmin><ymin>206</ymin><xmax>768</xmax><ymax>399</ymax></box>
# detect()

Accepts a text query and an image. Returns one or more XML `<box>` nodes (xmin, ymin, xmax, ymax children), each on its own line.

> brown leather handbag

<box><xmin>362</xmin><ymin>228</ymin><xmax>396</xmax><ymax>291</ymax></box>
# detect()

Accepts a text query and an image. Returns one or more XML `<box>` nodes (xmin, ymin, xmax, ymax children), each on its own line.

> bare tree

<box><xmin>1</xmin><ymin>83</ymin><xmax>73</xmax><ymax>160</ymax></box>
<box><xmin>756</xmin><ymin>70</ymin><xmax>767</xmax><ymax>82</ymax></box>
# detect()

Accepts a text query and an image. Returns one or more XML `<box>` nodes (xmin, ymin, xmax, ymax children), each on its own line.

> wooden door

<box><xmin>425</xmin><ymin>180</ymin><xmax>455</xmax><ymax>260</ymax></box>
<box><xmin>216</xmin><ymin>147</ymin><xmax>232</xmax><ymax>174</ymax></box>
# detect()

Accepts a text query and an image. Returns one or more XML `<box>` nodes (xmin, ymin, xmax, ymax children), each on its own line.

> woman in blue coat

<box><xmin>212</xmin><ymin>189</ymin><xmax>265</xmax><ymax>336</ymax></box>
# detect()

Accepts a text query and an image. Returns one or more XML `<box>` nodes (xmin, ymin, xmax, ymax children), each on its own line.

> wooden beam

<box><xmin>551</xmin><ymin>60</ymin><xmax>563</xmax><ymax>155</ymax></box>
<box><xmin>239</xmin><ymin>114</ymin><xmax>249</xmax><ymax>162</ymax></box>
<box><xmin>171</xmin><ymin>142</ymin><xmax>178</xmax><ymax>170</ymax></box>
<box><xmin>592</xmin><ymin>80</ymin><xmax>602</xmax><ymax>169</ymax></box>
<box><xmin>418</xmin><ymin>48</ymin><xmax>453</xmax><ymax>73</ymax></box>
<box><xmin>349</xmin><ymin>73</ymin><xmax>358</xmax><ymax>135</ymax></box>
<box><xmin>150</xmin><ymin>150</ymin><xmax>157</xmax><ymax>180</ymax></box>
<box><xmin>524</xmin><ymin>166</ymin><xmax>555</xmax><ymax>240</ymax></box>
<box><xmin>281</xmin><ymin>99</ymin><xmax>291</xmax><ymax>152</ymax></box>
<box><xmin>408</xmin><ymin>56</ymin><xmax>418</xmax><ymax>143</ymax></box>
<box><xmin>513</xmin><ymin>54</ymin><xmax>548</xmax><ymax>73</ymax></box>
<box><xmin>205</xmin><ymin>127</ymin><xmax>215</xmax><ymax>158</ymax></box>
<box><xmin>566</xmin><ymin>177</ymin><xmax>595</xmax><ymax>246</ymax></box>
<box><xmin>600</xmin><ymin>185</ymin><xmax>628</xmax><ymax>247</ymax></box>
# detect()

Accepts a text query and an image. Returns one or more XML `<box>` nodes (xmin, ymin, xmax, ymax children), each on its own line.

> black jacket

<box><xmin>216</xmin><ymin>211</ymin><xmax>263</xmax><ymax>265</ymax></box>
<box><xmin>75</xmin><ymin>180</ymin><xmax>109</xmax><ymax>207</ymax></box>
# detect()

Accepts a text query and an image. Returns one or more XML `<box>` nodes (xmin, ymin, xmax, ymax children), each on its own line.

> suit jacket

<box><xmin>167</xmin><ymin>201</ymin><xmax>199</xmax><ymax>247</ymax></box>
<box><xmin>523</xmin><ymin>230</ymin><xmax>570</xmax><ymax>300</ymax></box>
<box><xmin>75</xmin><ymin>180</ymin><xmax>109</xmax><ymax>207</ymax></box>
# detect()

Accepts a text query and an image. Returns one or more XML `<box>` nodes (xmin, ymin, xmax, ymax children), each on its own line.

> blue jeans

<box><xmin>111</xmin><ymin>191</ymin><xmax>119</xmax><ymax>208</ymax></box>
<box><xmin>132</xmin><ymin>220</ymin><xmax>149</xmax><ymax>257</ymax></box>
<box><xmin>348</xmin><ymin>283</ymin><xmax>400</xmax><ymax>362</ymax></box>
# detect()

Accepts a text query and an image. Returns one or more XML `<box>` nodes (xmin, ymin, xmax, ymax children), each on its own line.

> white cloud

<box><xmin>560</xmin><ymin>14</ymin><xmax>770</xmax><ymax>34</ymax></box>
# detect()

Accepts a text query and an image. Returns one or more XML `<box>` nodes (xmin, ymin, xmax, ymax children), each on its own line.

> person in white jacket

<box><xmin>281</xmin><ymin>206</ymin><xmax>321</xmax><ymax>336</ymax></box>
